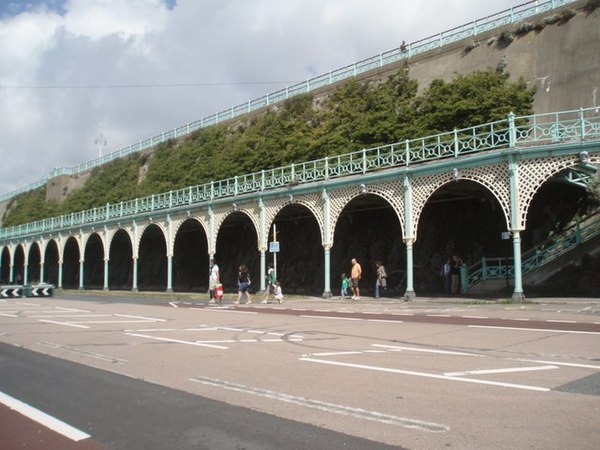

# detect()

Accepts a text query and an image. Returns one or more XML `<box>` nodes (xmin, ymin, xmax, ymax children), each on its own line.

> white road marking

<box><xmin>468</xmin><ymin>325</ymin><xmax>600</xmax><ymax>335</ymax></box>
<box><xmin>299</xmin><ymin>358</ymin><xmax>549</xmax><ymax>392</ymax></box>
<box><xmin>0</xmin><ymin>313</ymin><xmax>18</xmax><ymax>317</ymax></box>
<box><xmin>307</xmin><ymin>351</ymin><xmax>365</xmax><ymax>357</ymax></box>
<box><xmin>70</xmin><ymin>320</ymin><xmax>161</xmax><ymax>324</ymax></box>
<box><xmin>300</xmin><ymin>315</ymin><xmax>362</xmax><ymax>321</ymax></box>
<box><xmin>462</xmin><ymin>316</ymin><xmax>489</xmax><ymax>319</ymax></box>
<box><xmin>54</xmin><ymin>307</ymin><xmax>91</xmax><ymax>312</ymax></box>
<box><xmin>368</xmin><ymin>319</ymin><xmax>402</xmax><ymax>323</ymax></box>
<box><xmin>195</xmin><ymin>309</ymin><xmax>257</xmax><ymax>315</ymax></box>
<box><xmin>39</xmin><ymin>341</ymin><xmax>128</xmax><ymax>364</ymax></box>
<box><xmin>29</xmin><ymin>314</ymin><xmax>111</xmax><ymax>318</ymax></box>
<box><xmin>427</xmin><ymin>314</ymin><xmax>451</xmax><ymax>317</ymax></box>
<box><xmin>38</xmin><ymin>319</ymin><xmax>89</xmax><ymax>329</ymax></box>
<box><xmin>444</xmin><ymin>365</ymin><xmax>558</xmax><ymax>376</ymax></box>
<box><xmin>124</xmin><ymin>332</ymin><xmax>229</xmax><ymax>349</ymax></box>
<box><xmin>125</xmin><ymin>328</ymin><xmax>179</xmax><ymax>332</ymax></box>
<box><xmin>0</xmin><ymin>391</ymin><xmax>91</xmax><ymax>441</ymax></box>
<box><xmin>189</xmin><ymin>376</ymin><xmax>449</xmax><ymax>433</ymax></box>
<box><xmin>516</xmin><ymin>359</ymin><xmax>600</xmax><ymax>370</ymax></box>
<box><xmin>372</xmin><ymin>344</ymin><xmax>482</xmax><ymax>357</ymax></box>
<box><xmin>168</xmin><ymin>302</ymin><xmax>179</xmax><ymax>308</ymax></box>
<box><xmin>546</xmin><ymin>320</ymin><xmax>577</xmax><ymax>323</ymax></box>
<box><xmin>511</xmin><ymin>318</ymin><xmax>531</xmax><ymax>321</ymax></box>
<box><xmin>114</xmin><ymin>314</ymin><xmax>166</xmax><ymax>322</ymax></box>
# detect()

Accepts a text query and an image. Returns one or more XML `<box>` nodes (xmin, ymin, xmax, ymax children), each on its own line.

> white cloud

<box><xmin>0</xmin><ymin>0</ymin><xmax>526</xmax><ymax>198</ymax></box>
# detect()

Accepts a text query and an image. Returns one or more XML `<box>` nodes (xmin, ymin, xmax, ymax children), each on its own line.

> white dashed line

<box><xmin>190</xmin><ymin>376</ymin><xmax>449</xmax><ymax>433</ymax></box>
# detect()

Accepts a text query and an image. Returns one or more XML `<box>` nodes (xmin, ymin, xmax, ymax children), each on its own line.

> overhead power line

<box><xmin>0</xmin><ymin>81</ymin><xmax>299</xmax><ymax>90</ymax></box>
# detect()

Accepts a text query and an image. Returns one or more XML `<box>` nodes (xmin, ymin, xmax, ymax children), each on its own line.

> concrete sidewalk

<box><xmin>54</xmin><ymin>289</ymin><xmax>600</xmax><ymax>307</ymax></box>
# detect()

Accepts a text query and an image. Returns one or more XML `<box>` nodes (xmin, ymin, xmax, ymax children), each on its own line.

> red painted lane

<box><xmin>0</xmin><ymin>403</ymin><xmax>106</xmax><ymax>450</ymax></box>
<box><xmin>172</xmin><ymin>303</ymin><xmax>600</xmax><ymax>333</ymax></box>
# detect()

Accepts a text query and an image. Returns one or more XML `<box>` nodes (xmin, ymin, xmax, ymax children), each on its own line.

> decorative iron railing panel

<box><xmin>466</xmin><ymin>212</ymin><xmax>600</xmax><ymax>289</ymax></box>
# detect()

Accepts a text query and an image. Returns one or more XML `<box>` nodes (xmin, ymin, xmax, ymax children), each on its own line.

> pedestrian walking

<box><xmin>274</xmin><ymin>281</ymin><xmax>284</xmax><ymax>304</ymax></box>
<box><xmin>262</xmin><ymin>263</ymin><xmax>276</xmax><ymax>303</ymax></box>
<box><xmin>374</xmin><ymin>260</ymin><xmax>387</xmax><ymax>299</ymax></box>
<box><xmin>236</xmin><ymin>264</ymin><xmax>252</xmax><ymax>304</ymax></box>
<box><xmin>208</xmin><ymin>258</ymin><xmax>220</xmax><ymax>303</ymax></box>
<box><xmin>340</xmin><ymin>273</ymin><xmax>349</xmax><ymax>299</ymax></box>
<box><xmin>451</xmin><ymin>255</ymin><xmax>462</xmax><ymax>294</ymax></box>
<box><xmin>442</xmin><ymin>258</ymin><xmax>452</xmax><ymax>294</ymax></box>
<box><xmin>350</xmin><ymin>258</ymin><xmax>362</xmax><ymax>300</ymax></box>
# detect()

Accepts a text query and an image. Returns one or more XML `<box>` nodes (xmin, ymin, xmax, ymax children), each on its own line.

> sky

<box><xmin>0</xmin><ymin>0</ymin><xmax>527</xmax><ymax>197</ymax></box>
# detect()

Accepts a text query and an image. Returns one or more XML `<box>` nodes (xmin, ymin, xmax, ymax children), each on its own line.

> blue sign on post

<box><xmin>269</xmin><ymin>241</ymin><xmax>280</xmax><ymax>253</ymax></box>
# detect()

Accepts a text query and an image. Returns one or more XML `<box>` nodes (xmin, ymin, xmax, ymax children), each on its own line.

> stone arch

<box><xmin>13</xmin><ymin>244</ymin><xmax>25</xmax><ymax>284</ymax></box>
<box><xmin>265</xmin><ymin>201</ymin><xmax>324</xmax><ymax>294</ymax></box>
<box><xmin>83</xmin><ymin>231</ymin><xmax>106</xmax><ymax>254</ymax></box>
<box><xmin>411</xmin><ymin>165</ymin><xmax>511</xmax><ymax>241</ymax></box>
<box><xmin>171</xmin><ymin>215</ymin><xmax>209</xmax><ymax>255</ymax></box>
<box><xmin>172</xmin><ymin>217</ymin><xmax>209</xmax><ymax>292</ymax></box>
<box><xmin>213</xmin><ymin>205</ymin><xmax>260</xmax><ymax>251</ymax></box>
<box><xmin>138</xmin><ymin>223</ymin><xmax>167</xmax><ymax>291</ymax></box>
<box><xmin>328</xmin><ymin>181</ymin><xmax>405</xmax><ymax>246</ymax></box>
<box><xmin>214</xmin><ymin>209</ymin><xmax>260</xmax><ymax>291</ymax></box>
<box><xmin>62</xmin><ymin>236</ymin><xmax>81</xmax><ymax>289</ymax></box>
<box><xmin>109</xmin><ymin>229</ymin><xmax>133</xmax><ymax>290</ymax></box>
<box><xmin>136</xmin><ymin>221</ymin><xmax>168</xmax><ymax>254</ymax></box>
<box><xmin>517</xmin><ymin>154</ymin><xmax>600</xmax><ymax>230</ymax></box>
<box><xmin>262</xmin><ymin>192</ymin><xmax>324</xmax><ymax>249</ymax></box>
<box><xmin>44</xmin><ymin>239</ymin><xmax>60</xmax><ymax>286</ymax></box>
<box><xmin>84</xmin><ymin>233</ymin><xmax>104</xmax><ymax>289</ymax></box>
<box><xmin>1</xmin><ymin>246</ymin><xmax>11</xmax><ymax>283</ymax></box>
<box><xmin>27</xmin><ymin>241</ymin><xmax>42</xmax><ymax>283</ymax></box>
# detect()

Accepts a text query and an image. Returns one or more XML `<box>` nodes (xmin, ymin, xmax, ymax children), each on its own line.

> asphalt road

<box><xmin>0</xmin><ymin>343</ymin><xmax>397</xmax><ymax>450</ymax></box>
<box><xmin>1</xmin><ymin>294</ymin><xmax>599</xmax><ymax>449</ymax></box>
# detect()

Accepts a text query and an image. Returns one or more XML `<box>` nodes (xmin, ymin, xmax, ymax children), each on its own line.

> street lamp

<box><xmin>94</xmin><ymin>134</ymin><xmax>107</xmax><ymax>158</ymax></box>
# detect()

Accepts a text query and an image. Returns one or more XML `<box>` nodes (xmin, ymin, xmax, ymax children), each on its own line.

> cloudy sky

<box><xmin>0</xmin><ymin>0</ymin><xmax>526</xmax><ymax>197</ymax></box>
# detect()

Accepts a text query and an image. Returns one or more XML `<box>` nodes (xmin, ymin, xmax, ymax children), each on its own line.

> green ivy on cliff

<box><xmin>2</xmin><ymin>188</ymin><xmax>59</xmax><ymax>228</ymax></box>
<box><xmin>2</xmin><ymin>69</ymin><xmax>535</xmax><ymax>226</ymax></box>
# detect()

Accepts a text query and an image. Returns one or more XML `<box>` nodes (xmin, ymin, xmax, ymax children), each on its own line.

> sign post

<box><xmin>270</xmin><ymin>224</ymin><xmax>280</xmax><ymax>279</ymax></box>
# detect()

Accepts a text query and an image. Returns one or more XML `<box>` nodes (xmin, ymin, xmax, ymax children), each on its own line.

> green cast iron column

<box><xmin>166</xmin><ymin>215</ymin><xmax>173</xmax><ymax>293</ymax></box>
<box><xmin>403</xmin><ymin>176</ymin><xmax>416</xmax><ymax>300</ymax></box>
<box><xmin>79</xmin><ymin>258</ymin><xmax>84</xmax><ymax>290</ymax></box>
<box><xmin>132</xmin><ymin>257</ymin><xmax>138</xmax><ymax>292</ymax></box>
<box><xmin>166</xmin><ymin>255</ymin><xmax>173</xmax><ymax>292</ymax></box>
<box><xmin>508</xmin><ymin>154</ymin><xmax>525</xmax><ymax>301</ymax></box>
<box><xmin>40</xmin><ymin>262</ymin><xmax>45</xmax><ymax>284</ymax></box>
<box><xmin>57</xmin><ymin>260</ymin><xmax>63</xmax><ymax>288</ymax></box>
<box><xmin>23</xmin><ymin>254</ymin><xmax>29</xmax><ymax>285</ymax></box>
<box><xmin>259</xmin><ymin>199</ymin><xmax>266</xmax><ymax>292</ymax></box>
<box><xmin>512</xmin><ymin>231</ymin><xmax>524</xmax><ymax>299</ymax></box>
<box><xmin>322</xmin><ymin>188</ymin><xmax>332</xmax><ymax>298</ymax></box>
<box><xmin>103</xmin><ymin>227</ymin><xmax>109</xmax><ymax>290</ymax></box>
<box><xmin>132</xmin><ymin>221</ymin><xmax>138</xmax><ymax>292</ymax></box>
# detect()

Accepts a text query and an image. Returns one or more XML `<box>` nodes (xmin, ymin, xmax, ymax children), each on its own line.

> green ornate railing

<box><xmin>1</xmin><ymin>106</ymin><xmax>599</xmax><ymax>242</ymax></box>
<box><xmin>466</xmin><ymin>210</ymin><xmax>600</xmax><ymax>290</ymax></box>
<box><xmin>0</xmin><ymin>0</ymin><xmax>577</xmax><ymax>203</ymax></box>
